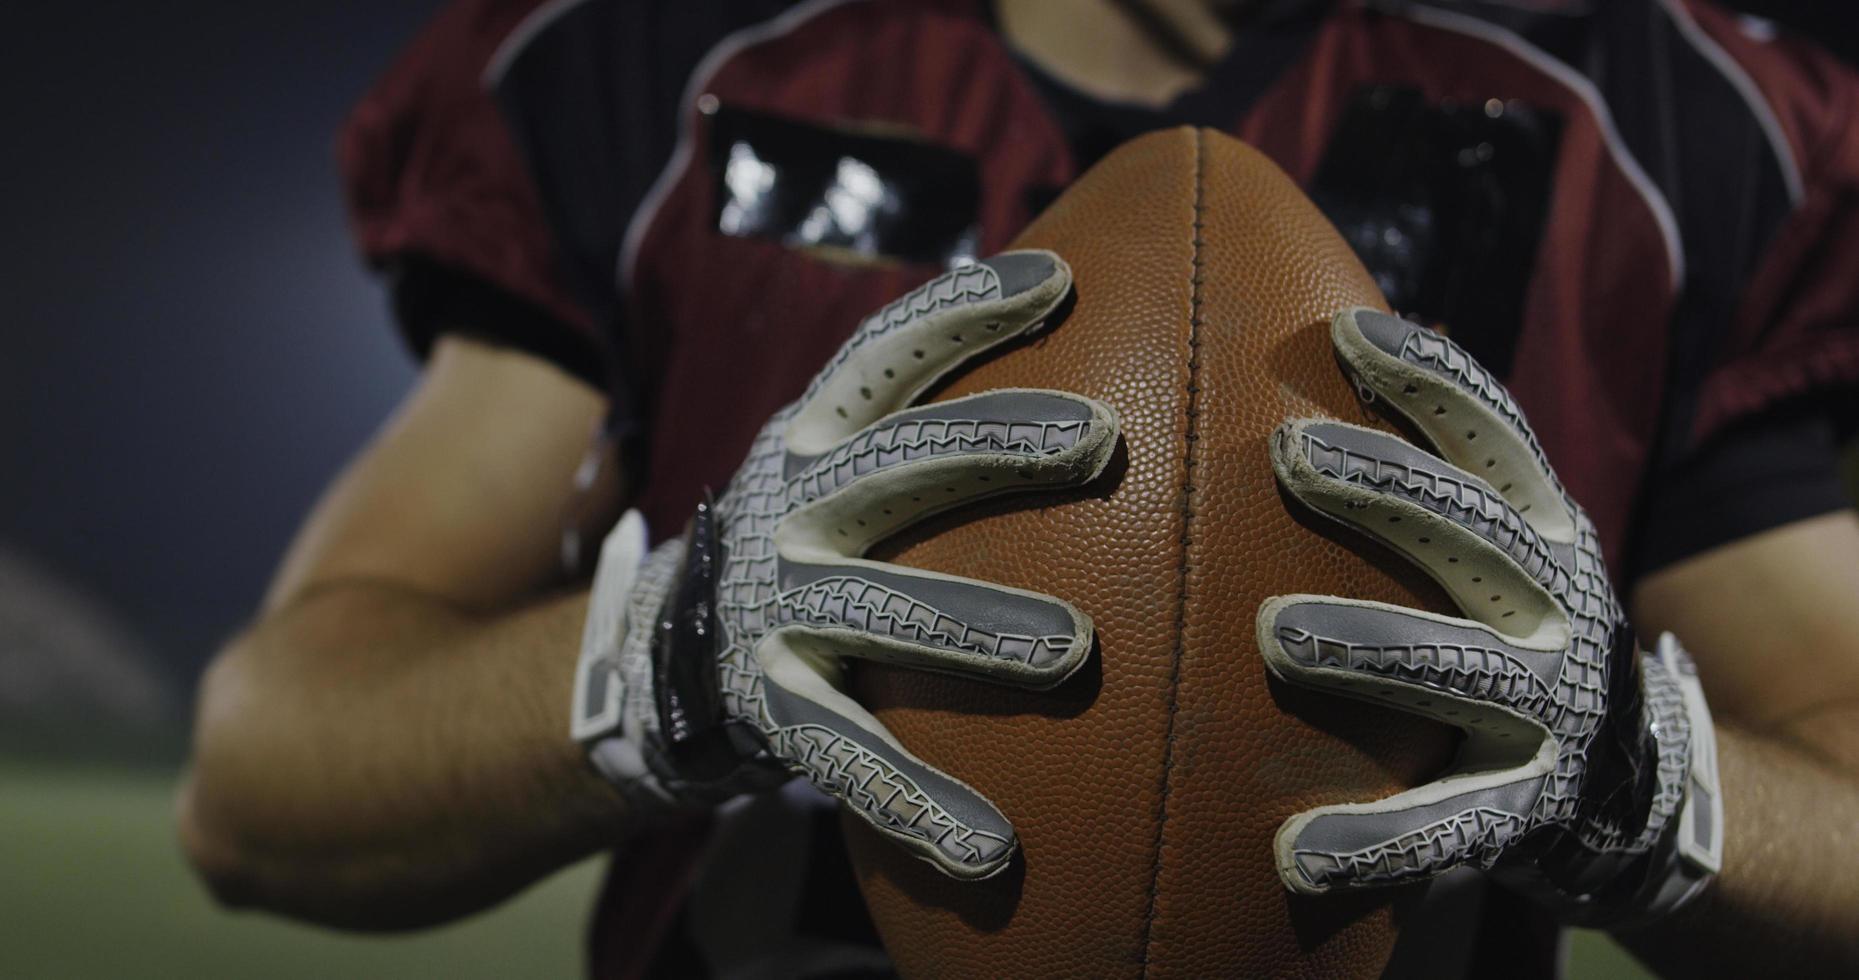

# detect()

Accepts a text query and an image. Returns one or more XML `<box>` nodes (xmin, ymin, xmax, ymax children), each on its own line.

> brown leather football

<box><xmin>845</xmin><ymin>128</ymin><xmax>1459</xmax><ymax>977</ymax></box>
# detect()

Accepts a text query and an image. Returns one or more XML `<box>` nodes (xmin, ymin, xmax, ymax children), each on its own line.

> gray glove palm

<box><xmin>574</xmin><ymin>252</ymin><xmax>1117</xmax><ymax>880</ymax></box>
<box><xmin>1259</xmin><ymin>308</ymin><xmax>1721</xmax><ymax>923</ymax></box>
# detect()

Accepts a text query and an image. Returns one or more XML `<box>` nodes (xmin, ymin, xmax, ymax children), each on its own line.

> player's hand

<box><xmin>1257</xmin><ymin>308</ymin><xmax>1722</xmax><ymax>923</ymax></box>
<box><xmin>573</xmin><ymin>252</ymin><xmax>1117</xmax><ymax>880</ymax></box>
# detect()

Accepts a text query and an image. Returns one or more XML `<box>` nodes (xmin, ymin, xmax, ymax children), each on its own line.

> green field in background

<box><xmin>0</xmin><ymin>758</ymin><xmax>1651</xmax><ymax>978</ymax></box>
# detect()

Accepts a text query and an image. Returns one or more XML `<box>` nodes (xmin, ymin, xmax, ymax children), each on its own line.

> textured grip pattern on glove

<box><xmin>770</xmin><ymin>722</ymin><xmax>1014</xmax><ymax>870</ymax></box>
<box><xmin>1262</xmin><ymin>309</ymin><xmax>1706</xmax><ymax>919</ymax></box>
<box><xmin>579</xmin><ymin>252</ymin><xmax>1117</xmax><ymax>880</ymax></box>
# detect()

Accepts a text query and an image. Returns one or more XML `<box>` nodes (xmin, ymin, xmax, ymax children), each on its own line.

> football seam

<box><xmin>1138</xmin><ymin>126</ymin><xmax>1206</xmax><ymax>976</ymax></box>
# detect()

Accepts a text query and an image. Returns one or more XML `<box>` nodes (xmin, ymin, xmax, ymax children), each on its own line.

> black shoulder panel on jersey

<box><xmin>487</xmin><ymin>0</ymin><xmax>800</xmax><ymax>327</ymax></box>
<box><xmin>1590</xmin><ymin>0</ymin><xmax>1798</xmax><ymax>460</ymax></box>
<box><xmin>484</xmin><ymin>0</ymin><xmax>802</xmax><ymax>452</ymax></box>
<box><xmin>1403</xmin><ymin>0</ymin><xmax>1801</xmax><ymax>458</ymax></box>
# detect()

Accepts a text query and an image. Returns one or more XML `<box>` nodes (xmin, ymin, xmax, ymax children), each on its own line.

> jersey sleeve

<box><xmin>338</xmin><ymin>0</ymin><xmax>606</xmax><ymax>387</ymax></box>
<box><xmin>1633</xmin><ymin>8</ymin><xmax>1859</xmax><ymax>576</ymax></box>
<box><xmin>1635</xmin><ymin>406</ymin><xmax>1849</xmax><ymax>572</ymax></box>
<box><xmin>1685</xmin><ymin>5</ymin><xmax>1859</xmax><ymax>444</ymax></box>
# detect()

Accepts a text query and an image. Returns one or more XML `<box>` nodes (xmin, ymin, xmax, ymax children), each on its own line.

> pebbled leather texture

<box><xmin>846</xmin><ymin>129</ymin><xmax>1457</xmax><ymax>978</ymax></box>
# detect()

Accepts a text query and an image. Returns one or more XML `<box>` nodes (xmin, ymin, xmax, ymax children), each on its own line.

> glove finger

<box><xmin>1329</xmin><ymin>308</ymin><xmax>1575</xmax><ymax>546</ymax></box>
<box><xmin>756</xmin><ymin>629</ymin><xmax>1017</xmax><ymax>879</ymax></box>
<box><xmin>1257</xmin><ymin>594</ymin><xmax>1559</xmax><ymax>729</ymax></box>
<box><xmin>1276</xmin><ymin>765</ymin><xmax>1548</xmax><ymax>895</ymax></box>
<box><xmin>776</xmin><ymin>558</ymin><xmax>1092</xmax><ymax>688</ymax></box>
<box><xmin>787</xmin><ymin>251</ymin><xmax>1072</xmax><ymax>457</ymax></box>
<box><xmin>1271</xmin><ymin>418</ymin><xmax>1570</xmax><ymax>644</ymax></box>
<box><xmin>782</xmin><ymin>389</ymin><xmax>1118</xmax><ymax>550</ymax></box>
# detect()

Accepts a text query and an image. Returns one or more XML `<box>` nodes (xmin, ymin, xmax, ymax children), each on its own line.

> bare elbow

<box><xmin>175</xmin><ymin>767</ymin><xmax>261</xmax><ymax>911</ymax></box>
<box><xmin>173</xmin><ymin>631</ymin><xmax>491</xmax><ymax>932</ymax></box>
<box><xmin>175</xmin><ymin>646</ymin><xmax>270</xmax><ymax>910</ymax></box>
<box><xmin>175</xmin><ymin>762</ymin><xmax>496</xmax><ymax>933</ymax></box>
<box><xmin>174</xmin><ymin>771</ymin><xmax>423</xmax><ymax>931</ymax></box>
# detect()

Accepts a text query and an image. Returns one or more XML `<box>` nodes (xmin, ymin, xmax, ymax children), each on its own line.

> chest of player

<box><xmin>607</xmin><ymin>1</ymin><xmax>1683</xmax><ymax>561</ymax></box>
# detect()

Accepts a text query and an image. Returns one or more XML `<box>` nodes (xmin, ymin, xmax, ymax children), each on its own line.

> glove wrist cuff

<box><xmin>1614</xmin><ymin>633</ymin><xmax>1724</xmax><ymax>926</ymax></box>
<box><xmin>573</xmin><ymin>506</ymin><xmax>784</xmax><ymax>815</ymax></box>
<box><xmin>571</xmin><ymin>510</ymin><xmax>692</xmax><ymax>810</ymax></box>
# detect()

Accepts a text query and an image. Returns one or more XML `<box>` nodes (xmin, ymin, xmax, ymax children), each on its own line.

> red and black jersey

<box><xmin>339</xmin><ymin>0</ymin><xmax>1859</xmax><ymax>975</ymax></box>
<box><xmin>343</xmin><ymin>0</ymin><xmax>1859</xmax><ymax>580</ymax></box>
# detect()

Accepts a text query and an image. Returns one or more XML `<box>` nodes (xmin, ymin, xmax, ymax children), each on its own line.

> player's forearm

<box><xmin>177</xmin><ymin>582</ymin><xmax>627</xmax><ymax>930</ymax></box>
<box><xmin>1619</xmin><ymin>722</ymin><xmax>1859</xmax><ymax>978</ymax></box>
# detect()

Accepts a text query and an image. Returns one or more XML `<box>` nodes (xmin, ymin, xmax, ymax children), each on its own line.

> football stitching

<box><xmin>1139</xmin><ymin>126</ymin><xmax>1207</xmax><ymax>975</ymax></box>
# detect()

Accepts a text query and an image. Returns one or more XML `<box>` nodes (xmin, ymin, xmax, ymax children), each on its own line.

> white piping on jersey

<box><xmin>483</xmin><ymin>0</ymin><xmax>596</xmax><ymax>90</ymax></box>
<box><xmin>1654</xmin><ymin>0</ymin><xmax>1804</xmax><ymax>205</ymax></box>
<box><xmin>617</xmin><ymin>0</ymin><xmax>868</xmax><ymax>297</ymax></box>
<box><xmin>1388</xmin><ymin>3</ymin><xmax>1687</xmax><ymax>293</ymax></box>
<box><xmin>491</xmin><ymin>0</ymin><xmax>1776</xmax><ymax>304</ymax></box>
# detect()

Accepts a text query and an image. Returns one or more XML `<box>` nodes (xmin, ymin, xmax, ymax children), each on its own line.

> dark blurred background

<box><xmin>2</xmin><ymin>3</ymin><xmax>606</xmax><ymax>975</ymax></box>
<box><xmin>3</xmin><ymin>1</ymin><xmax>445</xmax><ymax>758</ymax></box>
<box><xmin>0</xmin><ymin>1</ymin><xmax>1852</xmax><ymax>976</ymax></box>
